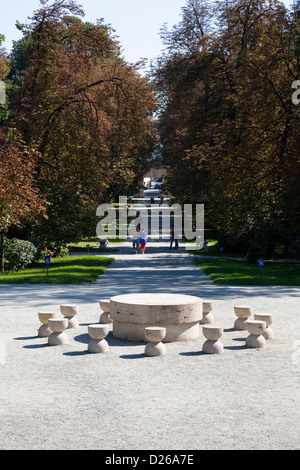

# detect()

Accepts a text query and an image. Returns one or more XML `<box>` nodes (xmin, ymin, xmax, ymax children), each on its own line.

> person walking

<box><xmin>132</xmin><ymin>226</ymin><xmax>140</xmax><ymax>253</ymax></box>
<box><xmin>170</xmin><ymin>225</ymin><xmax>179</xmax><ymax>249</ymax></box>
<box><xmin>131</xmin><ymin>210</ymin><xmax>141</xmax><ymax>253</ymax></box>
<box><xmin>138</xmin><ymin>228</ymin><xmax>147</xmax><ymax>254</ymax></box>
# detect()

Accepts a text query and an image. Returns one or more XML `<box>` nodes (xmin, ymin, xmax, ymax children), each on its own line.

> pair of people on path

<box><xmin>132</xmin><ymin>227</ymin><xmax>147</xmax><ymax>254</ymax></box>
<box><xmin>132</xmin><ymin>211</ymin><xmax>147</xmax><ymax>254</ymax></box>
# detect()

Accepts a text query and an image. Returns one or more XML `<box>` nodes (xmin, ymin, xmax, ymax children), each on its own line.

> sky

<box><xmin>0</xmin><ymin>0</ymin><xmax>295</xmax><ymax>68</ymax></box>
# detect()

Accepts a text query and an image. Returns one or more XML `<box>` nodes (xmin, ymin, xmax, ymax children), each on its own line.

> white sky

<box><xmin>0</xmin><ymin>0</ymin><xmax>295</xmax><ymax>67</ymax></box>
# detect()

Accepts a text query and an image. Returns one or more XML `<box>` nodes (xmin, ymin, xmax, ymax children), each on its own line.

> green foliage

<box><xmin>4</xmin><ymin>238</ymin><xmax>37</xmax><ymax>271</ymax></box>
<box><xmin>40</xmin><ymin>244</ymin><xmax>69</xmax><ymax>259</ymax></box>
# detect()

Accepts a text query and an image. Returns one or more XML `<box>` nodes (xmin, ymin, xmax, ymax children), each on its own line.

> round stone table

<box><xmin>110</xmin><ymin>293</ymin><xmax>203</xmax><ymax>342</ymax></box>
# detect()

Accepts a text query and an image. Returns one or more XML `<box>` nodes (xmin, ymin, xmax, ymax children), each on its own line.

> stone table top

<box><xmin>110</xmin><ymin>293</ymin><xmax>203</xmax><ymax>325</ymax></box>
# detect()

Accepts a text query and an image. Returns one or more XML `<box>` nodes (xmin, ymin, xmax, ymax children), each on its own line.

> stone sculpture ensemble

<box><xmin>36</xmin><ymin>295</ymin><xmax>274</xmax><ymax>356</ymax></box>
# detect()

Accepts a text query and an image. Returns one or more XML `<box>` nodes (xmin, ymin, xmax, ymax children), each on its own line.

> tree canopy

<box><xmin>153</xmin><ymin>0</ymin><xmax>300</xmax><ymax>257</ymax></box>
<box><xmin>1</xmin><ymin>0</ymin><xmax>299</xmax><ymax>260</ymax></box>
<box><xmin>1</xmin><ymin>0</ymin><xmax>157</xmax><ymax>247</ymax></box>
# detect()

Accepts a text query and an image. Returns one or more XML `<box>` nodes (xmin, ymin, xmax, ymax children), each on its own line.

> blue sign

<box><xmin>258</xmin><ymin>259</ymin><xmax>265</xmax><ymax>267</ymax></box>
<box><xmin>45</xmin><ymin>257</ymin><xmax>51</xmax><ymax>264</ymax></box>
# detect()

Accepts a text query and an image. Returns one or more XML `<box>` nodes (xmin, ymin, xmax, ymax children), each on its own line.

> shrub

<box><xmin>4</xmin><ymin>238</ymin><xmax>37</xmax><ymax>271</ymax></box>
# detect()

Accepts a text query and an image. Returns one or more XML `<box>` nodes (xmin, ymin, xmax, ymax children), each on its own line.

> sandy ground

<box><xmin>0</xmin><ymin>243</ymin><xmax>299</xmax><ymax>450</ymax></box>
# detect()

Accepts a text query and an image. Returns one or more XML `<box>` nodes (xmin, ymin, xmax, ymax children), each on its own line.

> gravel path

<box><xmin>0</xmin><ymin>242</ymin><xmax>299</xmax><ymax>450</ymax></box>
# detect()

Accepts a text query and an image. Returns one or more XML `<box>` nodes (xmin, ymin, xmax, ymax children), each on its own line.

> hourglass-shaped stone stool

<box><xmin>254</xmin><ymin>314</ymin><xmax>274</xmax><ymax>339</ymax></box>
<box><xmin>60</xmin><ymin>304</ymin><xmax>79</xmax><ymax>329</ymax></box>
<box><xmin>202</xmin><ymin>325</ymin><xmax>224</xmax><ymax>354</ymax></box>
<box><xmin>144</xmin><ymin>327</ymin><xmax>166</xmax><ymax>357</ymax></box>
<box><xmin>234</xmin><ymin>305</ymin><xmax>253</xmax><ymax>330</ymax></box>
<box><xmin>245</xmin><ymin>320</ymin><xmax>267</xmax><ymax>348</ymax></box>
<box><xmin>200</xmin><ymin>301</ymin><xmax>214</xmax><ymax>324</ymax></box>
<box><xmin>48</xmin><ymin>318</ymin><xmax>69</xmax><ymax>345</ymax></box>
<box><xmin>88</xmin><ymin>324</ymin><xmax>109</xmax><ymax>353</ymax></box>
<box><xmin>99</xmin><ymin>299</ymin><xmax>112</xmax><ymax>324</ymax></box>
<box><xmin>38</xmin><ymin>311</ymin><xmax>58</xmax><ymax>337</ymax></box>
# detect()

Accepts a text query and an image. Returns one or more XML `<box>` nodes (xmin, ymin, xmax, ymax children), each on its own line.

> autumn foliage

<box><xmin>1</xmin><ymin>0</ymin><xmax>300</xmax><ymax>261</ymax></box>
<box><xmin>1</xmin><ymin>0</ymin><xmax>157</xmax><ymax>247</ymax></box>
<box><xmin>153</xmin><ymin>0</ymin><xmax>300</xmax><ymax>257</ymax></box>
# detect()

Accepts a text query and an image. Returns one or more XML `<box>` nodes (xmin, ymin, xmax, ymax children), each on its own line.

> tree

<box><xmin>0</xmin><ymin>128</ymin><xmax>47</xmax><ymax>271</ymax></box>
<box><xmin>153</xmin><ymin>0</ymin><xmax>300</xmax><ymax>257</ymax></box>
<box><xmin>0</xmin><ymin>35</ymin><xmax>9</xmax><ymax>122</ymax></box>
<box><xmin>7</xmin><ymin>0</ymin><xmax>157</xmax><ymax>245</ymax></box>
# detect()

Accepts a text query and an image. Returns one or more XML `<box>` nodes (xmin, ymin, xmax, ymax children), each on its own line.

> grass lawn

<box><xmin>194</xmin><ymin>257</ymin><xmax>300</xmax><ymax>286</ymax></box>
<box><xmin>0</xmin><ymin>255</ymin><xmax>114</xmax><ymax>285</ymax></box>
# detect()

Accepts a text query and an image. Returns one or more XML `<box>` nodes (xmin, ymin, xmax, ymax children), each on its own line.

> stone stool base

<box><xmin>234</xmin><ymin>317</ymin><xmax>249</xmax><ymax>330</ymax></box>
<box><xmin>48</xmin><ymin>331</ymin><xmax>69</xmax><ymax>345</ymax></box>
<box><xmin>67</xmin><ymin>317</ymin><xmax>79</xmax><ymax>329</ymax></box>
<box><xmin>202</xmin><ymin>340</ymin><xmax>223</xmax><ymax>354</ymax></box>
<box><xmin>246</xmin><ymin>335</ymin><xmax>266</xmax><ymax>349</ymax></box>
<box><xmin>38</xmin><ymin>324</ymin><xmax>52</xmax><ymax>337</ymax></box>
<box><xmin>200</xmin><ymin>313</ymin><xmax>214</xmax><ymax>324</ymax></box>
<box><xmin>145</xmin><ymin>342</ymin><xmax>166</xmax><ymax>356</ymax></box>
<box><xmin>100</xmin><ymin>312</ymin><xmax>113</xmax><ymax>324</ymax></box>
<box><xmin>88</xmin><ymin>338</ymin><xmax>109</xmax><ymax>353</ymax></box>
